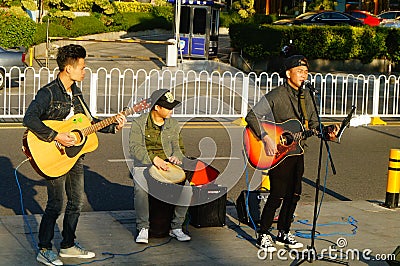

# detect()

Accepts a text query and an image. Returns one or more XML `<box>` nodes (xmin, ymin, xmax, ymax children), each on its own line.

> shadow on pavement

<box><xmin>83</xmin><ymin>165</ymin><xmax>133</xmax><ymax>211</ymax></box>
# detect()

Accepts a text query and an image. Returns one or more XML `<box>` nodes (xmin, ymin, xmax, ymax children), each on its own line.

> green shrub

<box><xmin>33</xmin><ymin>22</ymin><xmax>70</xmax><ymax>44</ymax></box>
<box><xmin>127</xmin><ymin>14</ymin><xmax>172</xmax><ymax>32</ymax></box>
<box><xmin>114</xmin><ymin>1</ymin><xmax>153</xmax><ymax>13</ymax></box>
<box><xmin>70</xmin><ymin>0</ymin><xmax>93</xmax><ymax>11</ymax></box>
<box><xmin>43</xmin><ymin>12</ymin><xmax>74</xmax><ymax>30</ymax></box>
<box><xmin>70</xmin><ymin>16</ymin><xmax>108</xmax><ymax>36</ymax></box>
<box><xmin>0</xmin><ymin>9</ymin><xmax>36</xmax><ymax>48</ymax></box>
<box><xmin>8</xmin><ymin>5</ymin><xmax>29</xmax><ymax>17</ymax></box>
<box><xmin>290</xmin><ymin>26</ymin><xmax>355</xmax><ymax>60</ymax></box>
<box><xmin>152</xmin><ymin>5</ymin><xmax>174</xmax><ymax>23</ymax></box>
<box><xmin>385</xmin><ymin>28</ymin><xmax>400</xmax><ymax>63</ymax></box>
<box><xmin>353</xmin><ymin>27</ymin><xmax>387</xmax><ymax>64</ymax></box>
<box><xmin>220</xmin><ymin>11</ymin><xmax>243</xmax><ymax>28</ymax></box>
<box><xmin>230</xmin><ymin>23</ymin><xmax>396</xmax><ymax>63</ymax></box>
<box><xmin>21</xmin><ymin>0</ymin><xmax>38</xmax><ymax>10</ymax></box>
<box><xmin>230</xmin><ymin>24</ymin><xmax>282</xmax><ymax>58</ymax></box>
<box><xmin>249</xmin><ymin>13</ymin><xmax>273</xmax><ymax>24</ymax></box>
<box><xmin>108</xmin><ymin>12</ymin><xmax>128</xmax><ymax>31</ymax></box>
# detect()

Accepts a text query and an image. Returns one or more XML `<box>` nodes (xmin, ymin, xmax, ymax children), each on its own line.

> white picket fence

<box><xmin>1</xmin><ymin>66</ymin><xmax>399</xmax><ymax>120</ymax></box>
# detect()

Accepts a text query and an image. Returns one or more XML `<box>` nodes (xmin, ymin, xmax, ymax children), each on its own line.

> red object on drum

<box><xmin>190</xmin><ymin>161</ymin><xmax>220</xmax><ymax>186</ymax></box>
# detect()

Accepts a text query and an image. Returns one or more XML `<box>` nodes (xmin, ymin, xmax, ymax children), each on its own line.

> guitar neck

<box><xmin>81</xmin><ymin>115</ymin><xmax>119</xmax><ymax>136</ymax></box>
<box><xmin>293</xmin><ymin>129</ymin><xmax>318</xmax><ymax>141</ymax></box>
<box><xmin>81</xmin><ymin>99</ymin><xmax>149</xmax><ymax>137</ymax></box>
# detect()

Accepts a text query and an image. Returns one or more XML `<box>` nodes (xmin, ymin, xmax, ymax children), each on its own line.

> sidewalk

<box><xmin>1</xmin><ymin>201</ymin><xmax>399</xmax><ymax>265</ymax></box>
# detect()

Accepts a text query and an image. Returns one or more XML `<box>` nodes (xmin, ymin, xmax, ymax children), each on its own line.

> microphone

<box><xmin>303</xmin><ymin>80</ymin><xmax>318</xmax><ymax>94</ymax></box>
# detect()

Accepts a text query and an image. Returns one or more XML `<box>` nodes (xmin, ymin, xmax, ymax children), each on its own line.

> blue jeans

<box><xmin>38</xmin><ymin>157</ymin><xmax>84</xmax><ymax>250</ymax></box>
<box><xmin>133</xmin><ymin>166</ymin><xmax>192</xmax><ymax>230</ymax></box>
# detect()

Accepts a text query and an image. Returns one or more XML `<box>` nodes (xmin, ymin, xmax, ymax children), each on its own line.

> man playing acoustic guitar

<box><xmin>245</xmin><ymin>55</ymin><xmax>339</xmax><ymax>252</ymax></box>
<box><xmin>23</xmin><ymin>44</ymin><xmax>126</xmax><ymax>266</ymax></box>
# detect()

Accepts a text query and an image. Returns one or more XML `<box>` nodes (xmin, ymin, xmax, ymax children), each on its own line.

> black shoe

<box><xmin>256</xmin><ymin>233</ymin><xmax>277</xmax><ymax>252</ymax></box>
<box><xmin>276</xmin><ymin>231</ymin><xmax>303</xmax><ymax>249</ymax></box>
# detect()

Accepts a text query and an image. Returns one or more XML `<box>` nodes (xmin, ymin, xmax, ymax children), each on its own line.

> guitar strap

<box><xmin>77</xmin><ymin>96</ymin><xmax>93</xmax><ymax>122</ymax></box>
<box><xmin>299</xmin><ymin>88</ymin><xmax>309</xmax><ymax>130</ymax></box>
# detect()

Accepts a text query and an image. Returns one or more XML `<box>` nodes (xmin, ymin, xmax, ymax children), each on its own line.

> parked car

<box><xmin>377</xmin><ymin>10</ymin><xmax>400</xmax><ymax>25</ymax></box>
<box><xmin>379</xmin><ymin>19</ymin><xmax>400</xmax><ymax>27</ymax></box>
<box><xmin>273</xmin><ymin>11</ymin><xmax>364</xmax><ymax>26</ymax></box>
<box><xmin>346</xmin><ymin>10</ymin><xmax>382</xmax><ymax>26</ymax></box>
<box><xmin>0</xmin><ymin>46</ymin><xmax>26</xmax><ymax>90</ymax></box>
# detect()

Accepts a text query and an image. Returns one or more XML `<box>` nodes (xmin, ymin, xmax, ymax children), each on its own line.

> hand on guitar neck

<box><xmin>322</xmin><ymin>124</ymin><xmax>340</xmax><ymax>141</ymax></box>
<box><xmin>114</xmin><ymin>111</ymin><xmax>127</xmax><ymax>131</ymax></box>
<box><xmin>261</xmin><ymin>123</ymin><xmax>340</xmax><ymax>157</ymax></box>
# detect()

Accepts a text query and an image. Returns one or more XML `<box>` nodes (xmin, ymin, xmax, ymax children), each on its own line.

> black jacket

<box><xmin>23</xmin><ymin>76</ymin><xmax>116</xmax><ymax>142</ymax></box>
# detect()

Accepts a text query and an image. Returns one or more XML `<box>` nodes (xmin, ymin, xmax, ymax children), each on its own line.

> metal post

<box><xmin>241</xmin><ymin>75</ymin><xmax>249</xmax><ymax>118</ymax></box>
<box><xmin>89</xmin><ymin>72</ymin><xmax>98</xmax><ymax>117</ymax></box>
<box><xmin>45</xmin><ymin>18</ymin><xmax>49</xmax><ymax>68</ymax></box>
<box><xmin>371</xmin><ymin>77</ymin><xmax>386</xmax><ymax>125</ymax></box>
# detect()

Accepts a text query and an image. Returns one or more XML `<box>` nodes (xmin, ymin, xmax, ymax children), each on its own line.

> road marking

<box><xmin>108</xmin><ymin>157</ymin><xmax>240</xmax><ymax>163</ymax></box>
<box><xmin>0</xmin><ymin>122</ymin><xmax>244</xmax><ymax>129</ymax></box>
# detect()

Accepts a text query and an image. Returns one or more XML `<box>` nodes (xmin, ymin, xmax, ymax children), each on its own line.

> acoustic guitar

<box><xmin>22</xmin><ymin>99</ymin><xmax>150</xmax><ymax>179</ymax></box>
<box><xmin>243</xmin><ymin>106</ymin><xmax>357</xmax><ymax>170</ymax></box>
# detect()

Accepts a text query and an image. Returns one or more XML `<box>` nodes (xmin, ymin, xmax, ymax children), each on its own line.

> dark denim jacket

<box><xmin>23</xmin><ymin>76</ymin><xmax>116</xmax><ymax>142</ymax></box>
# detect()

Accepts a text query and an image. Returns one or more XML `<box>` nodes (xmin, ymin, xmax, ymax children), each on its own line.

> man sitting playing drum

<box><xmin>129</xmin><ymin>89</ymin><xmax>192</xmax><ymax>244</ymax></box>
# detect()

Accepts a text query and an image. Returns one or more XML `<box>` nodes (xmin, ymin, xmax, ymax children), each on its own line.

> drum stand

<box><xmin>295</xmin><ymin>88</ymin><xmax>348</xmax><ymax>266</ymax></box>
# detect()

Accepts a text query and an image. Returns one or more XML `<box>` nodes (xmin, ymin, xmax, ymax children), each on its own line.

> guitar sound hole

<box><xmin>280</xmin><ymin>132</ymin><xmax>294</xmax><ymax>146</ymax></box>
<box><xmin>71</xmin><ymin>130</ymin><xmax>84</xmax><ymax>145</ymax></box>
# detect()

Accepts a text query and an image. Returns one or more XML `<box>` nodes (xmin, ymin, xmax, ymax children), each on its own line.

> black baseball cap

<box><xmin>284</xmin><ymin>55</ymin><xmax>309</xmax><ymax>71</ymax></box>
<box><xmin>150</xmin><ymin>89</ymin><xmax>180</xmax><ymax>110</ymax></box>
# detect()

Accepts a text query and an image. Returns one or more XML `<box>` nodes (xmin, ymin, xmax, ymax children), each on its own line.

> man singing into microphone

<box><xmin>245</xmin><ymin>55</ymin><xmax>339</xmax><ymax>251</ymax></box>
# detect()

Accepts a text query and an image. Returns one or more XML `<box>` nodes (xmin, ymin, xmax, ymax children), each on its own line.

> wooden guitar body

<box><xmin>243</xmin><ymin>119</ymin><xmax>305</xmax><ymax>170</ymax></box>
<box><xmin>23</xmin><ymin>114</ymin><xmax>98</xmax><ymax>179</ymax></box>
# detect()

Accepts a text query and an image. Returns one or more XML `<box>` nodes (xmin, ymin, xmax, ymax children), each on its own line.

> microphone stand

<box><xmin>295</xmin><ymin>86</ymin><xmax>348</xmax><ymax>265</ymax></box>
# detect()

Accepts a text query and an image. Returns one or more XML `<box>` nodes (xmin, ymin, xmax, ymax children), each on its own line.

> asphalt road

<box><xmin>1</xmin><ymin>30</ymin><xmax>399</xmax><ymax>217</ymax></box>
<box><xmin>0</xmin><ymin>121</ymin><xmax>399</xmax><ymax>216</ymax></box>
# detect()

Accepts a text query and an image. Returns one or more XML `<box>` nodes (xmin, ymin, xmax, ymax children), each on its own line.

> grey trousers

<box><xmin>133</xmin><ymin>166</ymin><xmax>192</xmax><ymax>230</ymax></box>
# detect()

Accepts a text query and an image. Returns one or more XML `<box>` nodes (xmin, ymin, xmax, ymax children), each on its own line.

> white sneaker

<box><xmin>136</xmin><ymin>228</ymin><xmax>149</xmax><ymax>244</ymax></box>
<box><xmin>256</xmin><ymin>234</ymin><xmax>277</xmax><ymax>252</ymax></box>
<box><xmin>59</xmin><ymin>243</ymin><xmax>95</xmax><ymax>258</ymax></box>
<box><xmin>169</xmin><ymin>228</ymin><xmax>191</xmax><ymax>241</ymax></box>
<box><xmin>276</xmin><ymin>231</ymin><xmax>304</xmax><ymax>249</ymax></box>
<box><xmin>37</xmin><ymin>248</ymin><xmax>63</xmax><ymax>266</ymax></box>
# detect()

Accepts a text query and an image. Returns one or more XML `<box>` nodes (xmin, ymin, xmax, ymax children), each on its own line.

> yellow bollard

<box><xmin>29</xmin><ymin>47</ymin><xmax>34</xmax><ymax>67</ymax></box>
<box><xmin>260</xmin><ymin>170</ymin><xmax>270</xmax><ymax>191</ymax></box>
<box><xmin>385</xmin><ymin>149</ymin><xmax>400</xmax><ymax>208</ymax></box>
<box><xmin>232</xmin><ymin>117</ymin><xmax>247</xmax><ymax>126</ymax></box>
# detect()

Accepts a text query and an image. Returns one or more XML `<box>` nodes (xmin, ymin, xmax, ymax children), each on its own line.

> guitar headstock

<box><xmin>336</xmin><ymin>105</ymin><xmax>356</xmax><ymax>141</ymax></box>
<box><xmin>131</xmin><ymin>99</ymin><xmax>151</xmax><ymax>114</ymax></box>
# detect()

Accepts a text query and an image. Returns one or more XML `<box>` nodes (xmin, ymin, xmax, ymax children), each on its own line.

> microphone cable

<box><xmin>14</xmin><ymin>158</ymin><xmax>39</xmax><ymax>252</ymax></box>
<box><xmin>14</xmin><ymin>158</ymin><xmax>174</xmax><ymax>265</ymax></box>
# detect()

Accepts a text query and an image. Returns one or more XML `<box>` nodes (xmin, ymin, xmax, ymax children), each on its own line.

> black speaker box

<box><xmin>188</xmin><ymin>185</ymin><xmax>227</xmax><ymax>228</ymax></box>
<box><xmin>236</xmin><ymin>190</ymin><xmax>270</xmax><ymax>226</ymax></box>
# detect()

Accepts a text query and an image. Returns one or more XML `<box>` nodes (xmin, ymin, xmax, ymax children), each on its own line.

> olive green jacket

<box><xmin>129</xmin><ymin>112</ymin><xmax>185</xmax><ymax>166</ymax></box>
